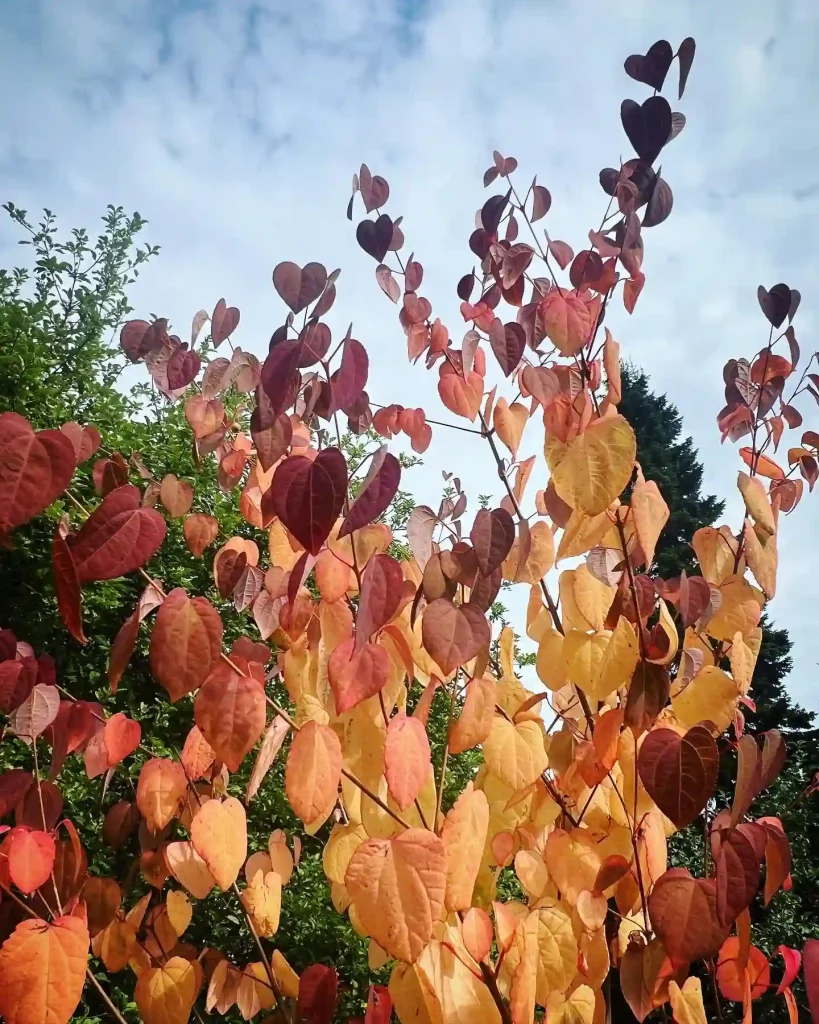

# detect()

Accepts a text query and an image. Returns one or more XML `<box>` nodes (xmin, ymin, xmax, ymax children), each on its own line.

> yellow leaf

<box><xmin>389</xmin><ymin>962</ymin><xmax>439</xmax><ymax>1024</ymax></box>
<box><xmin>510</xmin><ymin>911</ymin><xmax>539</xmax><ymax>1024</ymax></box>
<box><xmin>369</xmin><ymin>939</ymin><xmax>390</xmax><ymax>970</ymax></box>
<box><xmin>270</xmin><ymin>950</ymin><xmax>300</xmax><ymax>999</ymax></box>
<box><xmin>417</xmin><ymin>940</ymin><xmax>502</xmax><ymax>1024</ymax></box>
<box><xmin>556</xmin><ymin>507</ymin><xmax>614</xmax><ymax>561</ymax></box>
<box><xmin>323</xmin><ymin>823</ymin><xmax>368</xmax><ymax>885</ymax></box>
<box><xmin>494</xmin><ymin>399</ymin><xmax>528</xmax><ymax>459</ymax></box>
<box><xmin>743</xmin><ymin>520</ymin><xmax>777</xmax><ymax>599</ymax></box>
<box><xmin>514</xmin><ymin>849</ymin><xmax>549</xmax><ymax>899</ymax></box>
<box><xmin>267</xmin><ymin>829</ymin><xmax>295</xmax><ymax>884</ymax></box>
<box><xmin>705</xmin><ymin>575</ymin><xmax>763</xmax><ymax>642</ymax></box>
<box><xmin>483</xmin><ymin>717</ymin><xmax>548</xmax><ymax>791</ymax></box>
<box><xmin>738</xmin><ymin>471</ymin><xmax>775</xmax><ymax>537</ymax></box>
<box><xmin>599</xmin><ymin>615</ymin><xmax>640</xmax><ymax>695</ymax></box>
<box><xmin>549</xmin><ymin>985</ymin><xmax>596</xmax><ymax>1024</ymax></box>
<box><xmin>729</xmin><ymin>629</ymin><xmax>759</xmax><ymax>694</ymax></box>
<box><xmin>449</xmin><ymin>676</ymin><xmax>496</xmax><ymax>754</ymax></box>
<box><xmin>503</xmin><ymin>520</ymin><xmax>555</xmax><ymax>584</ymax></box>
<box><xmin>165</xmin><ymin>841</ymin><xmax>215</xmax><ymax>899</ymax></box>
<box><xmin>568</xmin><ymin>565</ymin><xmax>616</xmax><ymax>631</ymax></box>
<box><xmin>669</xmin><ymin>976</ymin><xmax>707</xmax><ymax>1024</ymax></box>
<box><xmin>345</xmin><ymin>828</ymin><xmax>447</xmax><ymax>963</ymax></box>
<box><xmin>631</xmin><ymin>467</ymin><xmax>670</xmax><ymax>566</ymax></box>
<box><xmin>646</xmin><ymin>598</ymin><xmax>679</xmax><ymax>666</ymax></box>
<box><xmin>536</xmin><ymin>627</ymin><xmax>568</xmax><ymax>691</ymax></box>
<box><xmin>441</xmin><ymin>783</ymin><xmax>489</xmax><ymax>911</ymax></box>
<box><xmin>546</xmin><ymin>415</ymin><xmax>636</xmax><ymax>515</ymax></box>
<box><xmin>672</xmin><ymin>665</ymin><xmax>739</xmax><ymax>733</ymax></box>
<box><xmin>563</xmin><ymin>630</ymin><xmax>611</xmax><ymax>702</ymax></box>
<box><xmin>165</xmin><ymin>891</ymin><xmax>191</xmax><ymax>937</ymax></box>
<box><xmin>190</xmin><ymin>797</ymin><xmax>247</xmax><ymax>890</ymax></box>
<box><xmin>544</xmin><ymin>829</ymin><xmax>601</xmax><ymax>907</ymax></box>
<box><xmin>134</xmin><ymin>956</ymin><xmax>198</xmax><ymax>1024</ymax></box>
<box><xmin>237</xmin><ymin>961</ymin><xmax>276</xmax><ymax>1019</ymax></box>
<box><xmin>241</xmin><ymin>870</ymin><xmax>282</xmax><ymax>937</ymax></box>
<box><xmin>692</xmin><ymin>526</ymin><xmax>742</xmax><ymax>585</ymax></box>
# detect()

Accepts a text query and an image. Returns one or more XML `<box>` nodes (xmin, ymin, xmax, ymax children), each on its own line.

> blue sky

<box><xmin>1</xmin><ymin>0</ymin><xmax>818</xmax><ymax>709</ymax></box>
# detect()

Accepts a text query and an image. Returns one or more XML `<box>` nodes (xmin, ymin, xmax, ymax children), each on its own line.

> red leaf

<box><xmin>421</xmin><ymin>599</ymin><xmax>490</xmax><ymax>676</ymax></box>
<box><xmin>328</xmin><ymin>639</ymin><xmax>390</xmax><ymax>714</ymax></box>
<box><xmin>715</xmin><ymin>828</ymin><xmax>761</xmax><ymax>927</ymax></box>
<box><xmin>0</xmin><ymin>657</ymin><xmax>37</xmax><ymax>714</ymax></box>
<box><xmin>637</xmin><ymin>724</ymin><xmax>719</xmax><ymax>828</ymax></box>
<box><xmin>0</xmin><ymin>770</ymin><xmax>34</xmax><ymax>816</ymax></box>
<box><xmin>297</xmin><ymin>964</ymin><xmax>338</xmax><ymax>1024</ymax></box>
<box><xmin>624</xmin><ymin>271</ymin><xmax>645</xmax><ymax>313</ymax></box>
<box><xmin>52</xmin><ymin>524</ymin><xmax>86</xmax><ymax>644</ymax></box>
<box><xmin>365</xmin><ymin>985</ymin><xmax>393</xmax><ymax>1024</ymax></box>
<box><xmin>166</xmin><ymin>347</ymin><xmax>201</xmax><ymax>390</ymax></box>
<box><xmin>268</xmin><ymin>449</ymin><xmax>347</xmax><ymax>556</ymax></box>
<box><xmin>69</xmin><ymin>485</ymin><xmax>166</xmax><ymax>583</ymax></box>
<box><xmin>261</xmin><ymin>340</ymin><xmax>302</xmax><ymax>416</ymax></box>
<box><xmin>649</xmin><ymin>868</ymin><xmax>728</xmax><ymax>964</ymax></box>
<box><xmin>488</xmin><ymin>320</ymin><xmax>525</xmax><ymax>377</ymax></box>
<box><xmin>60</xmin><ymin>422</ymin><xmax>100</xmax><ymax>463</ymax></box>
<box><xmin>183</xmin><ymin>513</ymin><xmax>219</xmax><ymax>558</ymax></box>
<box><xmin>7</xmin><ymin>828</ymin><xmax>56</xmax><ymax>894</ymax></box>
<box><xmin>150</xmin><ymin>588</ymin><xmax>223</xmax><ymax>702</ymax></box>
<box><xmin>384</xmin><ymin>712</ymin><xmax>431</xmax><ymax>811</ymax></box>
<box><xmin>775</xmin><ymin>945</ymin><xmax>802</xmax><ymax>997</ymax></box>
<box><xmin>272</xmin><ymin>261</ymin><xmax>327</xmax><ymax>314</ymax></box>
<box><xmin>805</xmin><ymin>939</ymin><xmax>819</xmax><ymax>1022</ymax></box>
<box><xmin>470</xmin><ymin>508</ymin><xmax>515</xmax><ymax>577</ymax></box>
<box><xmin>531</xmin><ymin>185</ymin><xmax>552</xmax><ymax>222</ymax></box>
<box><xmin>0</xmin><ymin>412</ymin><xmax>77</xmax><ymax>533</ymax></box>
<box><xmin>338</xmin><ymin>449</ymin><xmax>400</xmax><ymax>539</ymax></box>
<box><xmin>211</xmin><ymin>298</ymin><xmax>240</xmax><ymax>345</ymax></box>
<box><xmin>194</xmin><ymin>662</ymin><xmax>266</xmax><ymax>772</ymax></box>
<box><xmin>356</xmin><ymin>553</ymin><xmax>404</xmax><ymax>651</ymax></box>
<box><xmin>331</xmin><ymin>337</ymin><xmax>369</xmax><ymax>413</ymax></box>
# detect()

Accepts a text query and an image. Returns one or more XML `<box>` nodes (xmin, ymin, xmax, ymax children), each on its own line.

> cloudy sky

<box><xmin>1</xmin><ymin>0</ymin><xmax>818</xmax><ymax>709</ymax></box>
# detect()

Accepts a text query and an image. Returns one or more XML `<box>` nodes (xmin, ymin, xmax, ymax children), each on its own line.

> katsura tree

<box><xmin>2</xmin><ymin>35</ymin><xmax>819</xmax><ymax>1024</ymax></box>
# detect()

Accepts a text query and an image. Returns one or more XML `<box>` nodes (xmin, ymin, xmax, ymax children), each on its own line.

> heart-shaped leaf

<box><xmin>620</xmin><ymin>96</ymin><xmax>672</xmax><ymax>165</ymax></box>
<box><xmin>150</xmin><ymin>588</ymin><xmax>223</xmax><ymax>702</ymax></box>
<box><xmin>297</xmin><ymin>964</ymin><xmax>339</xmax><ymax>1024</ymax></box>
<box><xmin>470</xmin><ymin>508</ymin><xmax>515</xmax><ymax>577</ymax></box>
<box><xmin>269</xmin><ymin>449</ymin><xmax>347</xmax><ymax>555</ymax></box>
<box><xmin>272</xmin><ymin>262</ymin><xmax>327</xmax><ymax>313</ymax></box>
<box><xmin>422</xmin><ymin>599</ymin><xmax>490</xmax><ymax>676</ymax></box>
<box><xmin>677</xmin><ymin>37</ymin><xmax>696</xmax><ymax>99</ymax></box>
<box><xmin>166</xmin><ymin>347</ymin><xmax>201</xmax><ymax>390</ymax></box>
<box><xmin>638</xmin><ymin>724</ymin><xmax>719</xmax><ymax>828</ymax></box>
<box><xmin>285</xmin><ymin>720</ymin><xmax>342</xmax><ymax>825</ymax></box>
<box><xmin>0</xmin><ymin>412</ymin><xmax>77</xmax><ymax>533</ymax></box>
<box><xmin>356</xmin><ymin>553</ymin><xmax>404</xmax><ymax>650</ymax></box>
<box><xmin>69</xmin><ymin>485</ymin><xmax>166</xmax><ymax>583</ymax></box>
<box><xmin>757</xmin><ymin>284</ymin><xmax>793</xmax><ymax>328</ymax></box>
<box><xmin>191</xmin><ymin>797</ymin><xmax>247</xmax><ymax>890</ymax></box>
<box><xmin>194</xmin><ymin>662</ymin><xmax>266</xmax><ymax>772</ymax></box>
<box><xmin>211</xmin><ymin>298</ymin><xmax>240</xmax><ymax>345</ymax></box>
<box><xmin>624</xmin><ymin>39</ymin><xmax>673</xmax><ymax>91</ymax></box>
<box><xmin>339</xmin><ymin>449</ymin><xmax>400</xmax><ymax>539</ymax></box>
<box><xmin>261</xmin><ymin>339</ymin><xmax>302</xmax><ymax>416</ymax></box>
<box><xmin>488</xmin><ymin>320</ymin><xmax>525</xmax><ymax>376</ymax></box>
<box><xmin>331</xmin><ymin>337</ymin><xmax>369</xmax><ymax>414</ymax></box>
<box><xmin>649</xmin><ymin>868</ymin><xmax>728</xmax><ymax>965</ymax></box>
<box><xmin>357</xmin><ymin>215</ymin><xmax>393</xmax><ymax>262</ymax></box>
<box><xmin>328</xmin><ymin>638</ymin><xmax>390</xmax><ymax>713</ymax></box>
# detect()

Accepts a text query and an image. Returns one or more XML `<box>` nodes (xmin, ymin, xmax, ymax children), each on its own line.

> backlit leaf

<box><xmin>483</xmin><ymin>717</ymin><xmax>548</xmax><ymax>791</ymax></box>
<box><xmin>346</xmin><ymin>829</ymin><xmax>447</xmax><ymax>963</ymax></box>
<box><xmin>134</xmin><ymin>955</ymin><xmax>198</xmax><ymax>1024</ymax></box>
<box><xmin>286</xmin><ymin>720</ymin><xmax>342</xmax><ymax>825</ymax></box>
<box><xmin>0</xmin><ymin>916</ymin><xmax>88</xmax><ymax>1024</ymax></box>
<box><xmin>183</xmin><ymin>513</ymin><xmax>219</xmax><ymax>557</ymax></box>
<box><xmin>70</xmin><ymin>485</ymin><xmax>166</xmax><ymax>583</ymax></box>
<box><xmin>191</xmin><ymin>797</ymin><xmax>247</xmax><ymax>890</ymax></box>
<box><xmin>638</xmin><ymin>725</ymin><xmax>719</xmax><ymax>828</ymax></box>
<box><xmin>0</xmin><ymin>412</ymin><xmax>77</xmax><ymax>534</ymax></box>
<box><xmin>546</xmin><ymin>415</ymin><xmax>636</xmax><ymax>515</ymax></box>
<box><xmin>441</xmin><ymin>784</ymin><xmax>489</xmax><ymax>911</ymax></box>
<box><xmin>448</xmin><ymin>675</ymin><xmax>496</xmax><ymax>754</ymax></box>
<box><xmin>385</xmin><ymin>712</ymin><xmax>431</xmax><ymax>811</ymax></box>
<box><xmin>422</xmin><ymin>599</ymin><xmax>490</xmax><ymax>676</ymax></box>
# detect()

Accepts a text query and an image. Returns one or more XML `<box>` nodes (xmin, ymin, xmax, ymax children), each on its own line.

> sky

<box><xmin>1</xmin><ymin>0</ymin><xmax>818</xmax><ymax>709</ymax></box>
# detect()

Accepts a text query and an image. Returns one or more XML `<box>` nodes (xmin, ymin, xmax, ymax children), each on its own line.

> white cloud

<box><xmin>1</xmin><ymin>0</ymin><xmax>817</xmax><ymax>707</ymax></box>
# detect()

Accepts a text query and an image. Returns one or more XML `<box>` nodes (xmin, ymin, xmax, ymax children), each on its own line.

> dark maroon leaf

<box><xmin>331</xmin><ymin>337</ymin><xmax>369</xmax><ymax>413</ymax></box>
<box><xmin>569</xmin><ymin>250</ymin><xmax>604</xmax><ymax>289</ymax></box>
<box><xmin>469</xmin><ymin>229</ymin><xmax>492</xmax><ymax>260</ymax></box>
<box><xmin>405</xmin><ymin>260</ymin><xmax>423</xmax><ymax>292</ymax></box>
<box><xmin>356</xmin><ymin>553</ymin><xmax>404</xmax><ymax>651</ymax></box>
<box><xmin>788</xmin><ymin>289</ymin><xmax>801</xmax><ymax>323</ymax></box>
<box><xmin>481</xmin><ymin>193</ymin><xmax>508</xmax><ymax>235</ymax></box>
<box><xmin>637</xmin><ymin>725</ymin><xmax>719</xmax><ymax>828</ymax></box>
<box><xmin>298</xmin><ymin>322</ymin><xmax>332</xmax><ymax>367</ymax></box>
<box><xmin>642</xmin><ymin>177</ymin><xmax>674</xmax><ymax>228</ymax></box>
<box><xmin>272</xmin><ymin>261</ymin><xmax>327</xmax><ymax>314</ymax></box>
<box><xmin>488</xmin><ymin>320</ymin><xmax>525</xmax><ymax>376</ymax></box>
<box><xmin>677</xmin><ymin>37</ymin><xmax>696</xmax><ymax>99</ymax></box>
<box><xmin>457</xmin><ymin>272</ymin><xmax>475</xmax><ymax>302</ymax></box>
<box><xmin>0</xmin><ymin>769</ymin><xmax>33</xmax><ymax>817</ymax></box>
<box><xmin>357</xmin><ymin>215</ymin><xmax>393</xmax><ymax>262</ymax></box>
<box><xmin>166</xmin><ymin>347</ymin><xmax>201</xmax><ymax>390</ymax></box>
<box><xmin>757</xmin><ymin>284</ymin><xmax>792</xmax><ymax>329</ymax></box>
<box><xmin>119</xmin><ymin>319</ymin><xmax>168</xmax><ymax>362</ymax></box>
<box><xmin>339</xmin><ymin>449</ymin><xmax>400</xmax><ymax>539</ymax></box>
<box><xmin>251</xmin><ymin>402</ymin><xmax>293</xmax><ymax>473</ymax></box>
<box><xmin>624</xmin><ymin>40</ymin><xmax>673</xmax><ymax>91</ymax></box>
<box><xmin>261</xmin><ymin>339</ymin><xmax>302</xmax><ymax>415</ymax></box>
<box><xmin>470</xmin><ymin>508</ymin><xmax>515</xmax><ymax>577</ymax></box>
<box><xmin>716</xmin><ymin>828</ymin><xmax>761</xmax><ymax>926</ymax></box>
<box><xmin>267</xmin><ymin>448</ymin><xmax>347</xmax><ymax>555</ymax></box>
<box><xmin>210</xmin><ymin>298</ymin><xmax>240</xmax><ymax>346</ymax></box>
<box><xmin>469</xmin><ymin>564</ymin><xmax>502</xmax><ymax>612</ymax></box>
<box><xmin>69</xmin><ymin>485</ymin><xmax>166</xmax><ymax>583</ymax></box>
<box><xmin>620</xmin><ymin>96</ymin><xmax>672</xmax><ymax>165</ymax></box>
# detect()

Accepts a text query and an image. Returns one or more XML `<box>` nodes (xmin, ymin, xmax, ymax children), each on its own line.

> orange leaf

<box><xmin>136</xmin><ymin>758</ymin><xmax>188</xmax><ymax>833</ymax></box>
<box><xmin>246</xmin><ymin>717</ymin><xmax>290</xmax><ymax>803</ymax></box>
<box><xmin>739</xmin><ymin>448</ymin><xmax>785</xmax><ymax>480</ymax></box>
<box><xmin>191</xmin><ymin>797</ymin><xmax>247</xmax><ymax>890</ymax></box>
<box><xmin>493</xmin><ymin>399</ymin><xmax>528</xmax><ymax>459</ymax></box>
<box><xmin>180</xmin><ymin>725</ymin><xmax>215</xmax><ymax>782</ymax></box>
<box><xmin>437</xmin><ymin>366</ymin><xmax>483</xmax><ymax>421</ymax></box>
<box><xmin>384</xmin><ymin>712</ymin><xmax>431</xmax><ymax>811</ymax></box>
<box><xmin>462</xmin><ymin>906</ymin><xmax>493</xmax><ymax>963</ymax></box>
<box><xmin>539</xmin><ymin>289</ymin><xmax>592</xmax><ymax>356</ymax></box>
<box><xmin>165</xmin><ymin>840</ymin><xmax>215</xmax><ymax>899</ymax></box>
<box><xmin>150</xmin><ymin>588</ymin><xmax>223</xmax><ymax>702</ymax></box>
<box><xmin>182</xmin><ymin>513</ymin><xmax>219</xmax><ymax>557</ymax></box>
<box><xmin>285</xmin><ymin>720</ymin><xmax>342</xmax><ymax>825</ymax></box>
<box><xmin>345</xmin><ymin>828</ymin><xmax>447</xmax><ymax>963</ymax></box>
<box><xmin>7</xmin><ymin>828</ymin><xmax>55</xmax><ymax>894</ymax></box>
<box><xmin>0</xmin><ymin>916</ymin><xmax>89</xmax><ymax>1024</ymax></box>
<box><xmin>103</xmin><ymin>712</ymin><xmax>141</xmax><ymax>766</ymax></box>
<box><xmin>159</xmin><ymin>474</ymin><xmax>194</xmax><ymax>518</ymax></box>
<box><xmin>134</xmin><ymin>955</ymin><xmax>198</xmax><ymax>1024</ymax></box>
<box><xmin>441</xmin><ymin>783</ymin><xmax>489</xmax><ymax>912</ymax></box>
<box><xmin>194</xmin><ymin>662</ymin><xmax>266</xmax><ymax>772</ymax></box>
<box><xmin>448</xmin><ymin>675</ymin><xmax>496</xmax><ymax>754</ymax></box>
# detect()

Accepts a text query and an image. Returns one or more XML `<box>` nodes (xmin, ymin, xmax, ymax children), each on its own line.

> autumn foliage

<box><xmin>2</xmin><ymin>35</ymin><xmax>819</xmax><ymax>1024</ymax></box>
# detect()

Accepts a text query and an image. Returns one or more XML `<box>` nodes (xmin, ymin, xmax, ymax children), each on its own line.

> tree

<box><xmin>2</xmin><ymin>33</ymin><xmax>819</xmax><ymax>1024</ymax></box>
